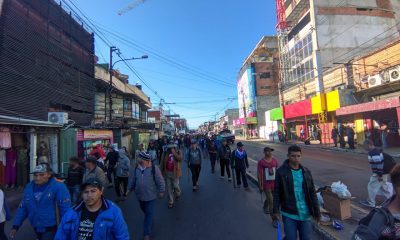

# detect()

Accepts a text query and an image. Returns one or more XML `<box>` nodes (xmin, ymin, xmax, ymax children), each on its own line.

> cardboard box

<box><xmin>321</xmin><ymin>189</ymin><xmax>351</xmax><ymax>220</ymax></box>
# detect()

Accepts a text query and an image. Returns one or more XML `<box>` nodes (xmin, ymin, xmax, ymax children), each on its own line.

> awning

<box><xmin>0</xmin><ymin>115</ymin><xmax>63</xmax><ymax>128</ymax></box>
<box><xmin>284</xmin><ymin>99</ymin><xmax>312</xmax><ymax>119</ymax></box>
<box><xmin>336</xmin><ymin>97</ymin><xmax>400</xmax><ymax>116</ymax></box>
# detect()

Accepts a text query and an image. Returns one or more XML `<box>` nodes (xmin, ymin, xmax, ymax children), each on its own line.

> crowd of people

<box><xmin>1</xmin><ymin>132</ymin><xmax>399</xmax><ymax>240</ymax></box>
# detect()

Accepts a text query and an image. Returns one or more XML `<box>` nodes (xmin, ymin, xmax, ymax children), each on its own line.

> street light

<box><xmin>108</xmin><ymin>46</ymin><xmax>148</xmax><ymax>122</ymax></box>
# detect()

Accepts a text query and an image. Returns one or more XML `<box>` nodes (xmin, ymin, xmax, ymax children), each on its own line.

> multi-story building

<box><xmin>277</xmin><ymin>0</ymin><xmax>400</xmax><ymax>143</ymax></box>
<box><xmin>236</xmin><ymin>36</ymin><xmax>280</xmax><ymax>139</ymax></box>
<box><xmin>0</xmin><ymin>0</ymin><xmax>95</xmax><ymax>181</ymax></box>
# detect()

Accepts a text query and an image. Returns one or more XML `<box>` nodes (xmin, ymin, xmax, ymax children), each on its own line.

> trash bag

<box><xmin>317</xmin><ymin>192</ymin><xmax>324</xmax><ymax>206</ymax></box>
<box><xmin>331</xmin><ymin>181</ymin><xmax>351</xmax><ymax>199</ymax></box>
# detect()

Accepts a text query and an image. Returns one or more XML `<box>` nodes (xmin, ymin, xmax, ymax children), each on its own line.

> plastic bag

<box><xmin>317</xmin><ymin>192</ymin><xmax>324</xmax><ymax>206</ymax></box>
<box><xmin>331</xmin><ymin>181</ymin><xmax>351</xmax><ymax>199</ymax></box>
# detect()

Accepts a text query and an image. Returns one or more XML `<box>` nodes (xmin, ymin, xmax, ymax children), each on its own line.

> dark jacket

<box><xmin>231</xmin><ymin>149</ymin><xmax>249</xmax><ymax>169</ymax></box>
<box><xmin>272</xmin><ymin>160</ymin><xmax>320</xmax><ymax>220</ymax></box>
<box><xmin>218</xmin><ymin>145</ymin><xmax>231</xmax><ymax>161</ymax></box>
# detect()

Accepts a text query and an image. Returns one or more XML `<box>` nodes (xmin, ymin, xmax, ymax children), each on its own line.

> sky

<box><xmin>66</xmin><ymin>0</ymin><xmax>277</xmax><ymax>129</ymax></box>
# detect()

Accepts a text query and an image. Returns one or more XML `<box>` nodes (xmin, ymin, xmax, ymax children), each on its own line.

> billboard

<box><xmin>237</xmin><ymin>67</ymin><xmax>257</xmax><ymax>118</ymax></box>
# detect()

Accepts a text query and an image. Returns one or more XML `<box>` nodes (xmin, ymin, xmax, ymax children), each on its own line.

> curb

<box><xmin>245</xmin><ymin>171</ymin><xmax>338</xmax><ymax>240</ymax></box>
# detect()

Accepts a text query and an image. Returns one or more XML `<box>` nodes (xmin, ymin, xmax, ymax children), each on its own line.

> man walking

<box><xmin>114</xmin><ymin>149</ymin><xmax>131</xmax><ymax>202</ymax></box>
<box><xmin>360</xmin><ymin>140</ymin><xmax>393</xmax><ymax>208</ymax></box>
<box><xmin>10</xmin><ymin>164</ymin><xmax>71</xmax><ymax>240</ymax></box>
<box><xmin>104</xmin><ymin>146</ymin><xmax>119</xmax><ymax>187</ymax></box>
<box><xmin>187</xmin><ymin>139</ymin><xmax>203</xmax><ymax>191</ymax></box>
<box><xmin>66</xmin><ymin>157</ymin><xmax>84</xmax><ymax>205</ymax></box>
<box><xmin>160</xmin><ymin>144</ymin><xmax>182</xmax><ymax>208</ymax></box>
<box><xmin>83</xmin><ymin>156</ymin><xmax>108</xmax><ymax>188</ymax></box>
<box><xmin>207</xmin><ymin>140</ymin><xmax>218</xmax><ymax>174</ymax></box>
<box><xmin>257</xmin><ymin>147</ymin><xmax>278</xmax><ymax>218</ymax></box>
<box><xmin>272</xmin><ymin>145</ymin><xmax>320</xmax><ymax>239</ymax></box>
<box><xmin>128</xmin><ymin>152</ymin><xmax>165</xmax><ymax>240</ymax></box>
<box><xmin>231</xmin><ymin>142</ymin><xmax>249</xmax><ymax>190</ymax></box>
<box><xmin>331</xmin><ymin>126</ymin><xmax>338</xmax><ymax>147</ymax></box>
<box><xmin>347</xmin><ymin>126</ymin><xmax>356</xmax><ymax>149</ymax></box>
<box><xmin>55</xmin><ymin>178</ymin><xmax>129</xmax><ymax>240</ymax></box>
<box><xmin>218</xmin><ymin>139</ymin><xmax>232</xmax><ymax>181</ymax></box>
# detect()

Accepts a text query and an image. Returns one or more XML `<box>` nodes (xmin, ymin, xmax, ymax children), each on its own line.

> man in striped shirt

<box><xmin>360</xmin><ymin>140</ymin><xmax>393</xmax><ymax>208</ymax></box>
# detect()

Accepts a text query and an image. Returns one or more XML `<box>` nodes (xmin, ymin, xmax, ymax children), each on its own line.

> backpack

<box><xmin>382</xmin><ymin>152</ymin><xmax>396</xmax><ymax>175</ymax></box>
<box><xmin>117</xmin><ymin>162</ymin><xmax>130</xmax><ymax>177</ymax></box>
<box><xmin>132</xmin><ymin>164</ymin><xmax>156</xmax><ymax>190</ymax></box>
<box><xmin>352</xmin><ymin>207</ymin><xmax>395</xmax><ymax>240</ymax></box>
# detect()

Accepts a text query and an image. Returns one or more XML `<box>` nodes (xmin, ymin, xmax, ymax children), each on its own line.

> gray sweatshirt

<box><xmin>83</xmin><ymin>166</ymin><xmax>107</xmax><ymax>187</ymax></box>
<box><xmin>128</xmin><ymin>164</ymin><xmax>165</xmax><ymax>201</ymax></box>
<box><xmin>187</xmin><ymin>147</ymin><xmax>203</xmax><ymax>165</ymax></box>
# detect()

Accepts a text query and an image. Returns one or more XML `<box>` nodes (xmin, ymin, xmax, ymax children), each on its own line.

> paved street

<box><xmin>5</xmin><ymin>158</ymin><xmax>320</xmax><ymax>240</ymax></box>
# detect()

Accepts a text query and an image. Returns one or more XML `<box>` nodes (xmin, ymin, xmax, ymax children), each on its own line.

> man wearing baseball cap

<box><xmin>55</xmin><ymin>178</ymin><xmax>129</xmax><ymax>240</ymax></box>
<box><xmin>10</xmin><ymin>164</ymin><xmax>71</xmax><ymax>240</ymax></box>
<box><xmin>231</xmin><ymin>142</ymin><xmax>250</xmax><ymax>190</ymax></box>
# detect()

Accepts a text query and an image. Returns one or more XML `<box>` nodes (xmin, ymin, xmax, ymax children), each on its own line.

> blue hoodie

<box><xmin>13</xmin><ymin>178</ymin><xmax>71</xmax><ymax>232</ymax></box>
<box><xmin>54</xmin><ymin>198</ymin><xmax>129</xmax><ymax>240</ymax></box>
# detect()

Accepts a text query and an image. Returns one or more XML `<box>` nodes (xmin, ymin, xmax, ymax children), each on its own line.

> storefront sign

<box><xmin>83</xmin><ymin>130</ymin><xmax>113</xmax><ymax>139</ymax></box>
<box><xmin>246</xmin><ymin>117</ymin><xmax>258</xmax><ymax>124</ymax></box>
<box><xmin>284</xmin><ymin>99</ymin><xmax>312</xmax><ymax>119</ymax></box>
<box><xmin>326</xmin><ymin>90</ymin><xmax>340</xmax><ymax>112</ymax></box>
<box><xmin>269</xmin><ymin>107</ymin><xmax>283</xmax><ymax>121</ymax></box>
<box><xmin>336</xmin><ymin>97</ymin><xmax>400</xmax><ymax>116</ymax></box>
<box><xmin>311</xmin><ymin>93</ymin><xmax>326</xmax><ymax>114</ymax></box>
<box><xmin>233</xmin><ymin>118</ymin><xmax>246</xmax><ymax>127</ymax></box>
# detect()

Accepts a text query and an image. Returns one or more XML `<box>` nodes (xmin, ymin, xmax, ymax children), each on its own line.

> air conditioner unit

<box><xmin>368</xmin><ymin>74</ymin><xmax>383</xmax><ymax>88</ymax></box>
<box><xmin>48</xmin><ymin>112</ymin><xmax>68</xmax><ymax>125</ymax></box>
<box><xmin>389</xmin><ymin>67</ymin><xmax>400</xmax><ymax>82</ymax></box>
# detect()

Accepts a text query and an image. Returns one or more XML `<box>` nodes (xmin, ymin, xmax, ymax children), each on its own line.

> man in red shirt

<box><xmin>257</xmin><ymin>146</ymin><xmax>279</xmax><ymax>227</ymax></box>
<box><xmin>160</xmin><ymin>144</ymin><xmax>182</xmax><ymax>208</ymax></box>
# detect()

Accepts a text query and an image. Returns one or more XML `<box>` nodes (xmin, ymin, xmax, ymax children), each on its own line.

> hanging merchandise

<box><xmin>5</xmin><ymin>148</ymin><xmax>17</xmax><ymax>188</ymax></box>
<box><xmin>0</xmin><ymin>149</ymin><xmax>5</xmax><ymax>185</ymax></box>
<box><xmin>16</xmin><ymin>147</ymin><xmax>29</xmax><ymax>187</ymax></box>
<box><xmin>0</xmin><ymin>128</ymin><xmax>11</xmax><ymax>149</ymax></box>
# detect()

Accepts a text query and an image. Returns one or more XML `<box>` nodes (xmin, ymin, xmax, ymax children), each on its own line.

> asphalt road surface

<box><xmin>6</xmin><ymin>153</ymin><xmax>322</xmax><ymax>240</ymax></box>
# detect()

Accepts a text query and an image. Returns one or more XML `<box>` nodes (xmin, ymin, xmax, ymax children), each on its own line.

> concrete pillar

<box><xmin>29</xmin><ymin>129</ymin><xmax>37</xmax><ymax>181</ymax></box>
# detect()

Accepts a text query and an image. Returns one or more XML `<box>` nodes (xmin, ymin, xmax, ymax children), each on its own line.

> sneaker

<box><xmin>193</xmin><ymin>186</ymin><xmax>197</xmax><ymax>191</ymax></box>
<box><xmin>228</xmin><ymin>178</ymin><xmax>232</xmax><ymax>181</ymax></box>
<box><xmin>360</xmin><ymin>200</ymin><xmax>375</xmax><ymax>208</ymax></box>
<box><xmin>220</xmin><ymin>176</ymin><xmax>224</xmax><ymax>180</ymax></box>
<box><xmin>175</xmin><ymin>195</ymin><xmax>181</xmax><ymax>201</ymax></box>
<box><xmin>244</xmin><ymin>186</ymin><xmax>250</xmax><ymax>191</ymax></box>
<box><xmin>272</xmin><ymin>220</ymin><xmax>279</xmax><ymax>228</ymax></box>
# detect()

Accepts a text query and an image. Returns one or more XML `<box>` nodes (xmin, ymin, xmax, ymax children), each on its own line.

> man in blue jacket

<box><xmin>54</xmin><ymin>178</ymin><xmax>129</xmax><ymax>240</ymax></box>
<box><xmin>10</xmin><ymin>164</ymin><xmax>71</xmax><ymax>240</ymax></box>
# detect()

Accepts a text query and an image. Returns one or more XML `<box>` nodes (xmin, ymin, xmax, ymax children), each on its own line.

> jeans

<box><xmin>68</xmin><ymin>185</ymin><xmax>81</xmax><ymax>205</ymax></box>
<box><xmin>35</xmin><ymin>227</ymin><xmax>57</xmax><ymax>240</ymax></box>
<box><xmin>263</xmin><ymin>189</ymin><xmax>273</xmax><ymax>216</ymax></box>
<box><xmin>190</xmin><ymin>164</ymin><xmax>201</xmax><ymax>186</ymax></box>
<box><xmin>282</xmin><ymin>216</ymin><xmax>312</xmax><ymax>240</ymax></box>
<box><xmin>139</xmin><ymin>200</ymin><xmax>155</xmax><ymax>236</ymax></box>
<box><xmin>0</xmin><ymin>221</ymin><xmax>6</xmax><ymax>240</ymax></box>
<box><xmin>235</xmin><ymin>167</ymin><xmax>248</xmax><ymax>188</ymax></box>
<box><xmin>220</xmin><ymin>158</ymin><xmax>231</xmax><ymax>178</ymax></box>
<box><xmin>106</xmin><ymin>166</ymin><xmax>116</xmax><ymax>184</ymax></box>
<box><xmin>166</xmin><ymin>171</ymin><xmax>181</xmax><ymax>204</ymax></box>
<box><xmin>115</xmin><ymin>176</ymin><xmax>128</xmax><ymax>197</ymax></box>
<box><xmin>209</xmin><ymin>154</ymin><xmax>217</xmax><ymax>173</ymax></box>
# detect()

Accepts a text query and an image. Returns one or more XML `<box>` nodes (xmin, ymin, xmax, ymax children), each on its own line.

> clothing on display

<box><xmin>0</xmin><ymin>149</ymin><xmax>5</xmax><ymax>185</ymax></box>
<box><xmin>5</xmin><ymin>149</ymin><xmax>17</xmax><ymax>186</ymax></box>
<box><xmin>16</xmin><ymin>147</ymin><xmax>29</xmax><ymax>187</ymax></box>
<box><xmin>0</xmin><ymin>129</ymin><xmax>11</xmax><ymax>149</ymax></box>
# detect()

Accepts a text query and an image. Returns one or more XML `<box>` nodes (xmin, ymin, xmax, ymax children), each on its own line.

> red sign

<box><xmin>284</xmin><ymin>99</ymin><xmax>312</xmax><ymax>119</ymax></box>
<box><xmin>336</xmin><ymin>97</ymin><xmax>400</xmax><ymax>116</ymax></box>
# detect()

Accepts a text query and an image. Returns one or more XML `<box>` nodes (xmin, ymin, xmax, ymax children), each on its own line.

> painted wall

<box><xmin>237</xmin><ymin>68</ymin><xmax>257</xmax><ymax>118</ymax></box>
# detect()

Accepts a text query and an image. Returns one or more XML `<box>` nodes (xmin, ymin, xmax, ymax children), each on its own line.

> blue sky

<box><xmin>69</xmin><ymin>0</ymin><xmax>277</xmax><ymax>128</ymax></box>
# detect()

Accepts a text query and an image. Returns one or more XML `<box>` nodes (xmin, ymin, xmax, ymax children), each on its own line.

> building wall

<box><xmin>0</xmin><ymin>0</ymin><xmax>95</xmax><ymax>125</ymax></box>
<box><xmin>256</xmin><ymin>95</ymin><xmax>280</xmax><ymax>127</ymax></box>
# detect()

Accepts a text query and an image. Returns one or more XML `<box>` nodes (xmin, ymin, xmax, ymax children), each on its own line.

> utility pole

<box><xmin>109</xmin><ymin>46</ymin><xmax>117</xmax><ymax>122</ymax></box>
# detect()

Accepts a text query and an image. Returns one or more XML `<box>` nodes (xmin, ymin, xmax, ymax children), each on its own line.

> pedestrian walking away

<box><xmin>360</xmin><ymin>140</ymin><xmax>393</xmax><ymax>208</ymax></box>
<box><xmin>10</xmin><ymin>164</ymin><xmax>71</xmax><ymax>240</ymax></box>
<box><xmin>0</xmin><ymin>187</ymin><xmax>11</xmax><ymax>240</ymax></box>
<box><xmin>83</xmin><ymin>156</ymin><xmax>108</xmax><ymax>188</ymax></box>
<box><xmin>272</xmin><ymin>145</ymin><xmax>320</xmax><ymax>240</ymax></box>
<box><xmin>147</xmin><ymin>140</ymin><xmax>158</xmax><ymax>165</ymax></box>
<box><xmin>207</xmin><ymin>140</ymin><xmax>218</xmax><ymax>174</ymax></box>
<box><xmin>187</xmin><ymin>139</ymin><xmax>203</xmax><ymax>191</ymax></box>
<box><xmin>331</xmin><ymin>126</ymin><xmax>338</xmax><ymax>147</ymax></box>
<box><xmin>352</xmin><ymin>163</ymin><xmax>400</xmax><ymax>239</ymax></box>
<box><xmin>114</xmin><ymin>149</ymin><xmax>131</xmax><ymax>202</ymax></box>
<box><xmin>218</xmin><ymin>139</ymin><xmax>232</xmax><ymax>181</ymax></box>
<box><xmin>55</xmin><ymin>178</ymin><xmax>129</xmax><ymax>240</ymax></box>
<box><xmin>160</xmin><ymin>143</ymin><xmax>182</xmax><ymax>208</ymax></box>
<box><xmin>257</xmin><ymin>146</ymin><xmax>278</xmax><ymax>219</ymax></box>
<box><xmin>66</xmin><ymin>157</ymin><xmax>84</xmax><ymax>205</ymax></box>
<box><xmin>231</xmin><ymin>142</ymin><xmax>249</xmax><ymax>190</ymax></box>
<box><xmin>128</xmin><ymin>151</ymin><xmax>165</xmax><ymax>240</ymax></box>
<box><xmin>104</xmin><ymin>145</ymin><xmax>119</xmax><ymax>187</ymax></box>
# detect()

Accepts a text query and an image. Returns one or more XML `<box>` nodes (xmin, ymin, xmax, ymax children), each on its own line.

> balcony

<box><xmin>285</xmin><ymin>0</ymin><xmax>310</xmax><ymax>27</ymax></box>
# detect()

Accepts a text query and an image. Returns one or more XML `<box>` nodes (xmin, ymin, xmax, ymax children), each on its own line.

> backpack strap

<box><xmin>152</xmin><ymin>164</ymin><xmax>156</xmax><ymax>184</ymax></box>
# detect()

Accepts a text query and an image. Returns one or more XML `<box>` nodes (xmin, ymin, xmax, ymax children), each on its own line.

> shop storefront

<box><xmin>77</xmin><ymin>129</ymin><xmax>113</xmax><ymax>159</ymax></box>
<box><xmin>262</xmin><ymin>107</ymin><xmax>283</xmax><ymax>141</ymax></box>
<box><xmin>336</xmin><ymin>96</ymin><xmax>400</xmax><ymax>147</ymax></box>
<box><xmin>284</xmin><ymin>99</ymin><xmax>313</xmax><ymax>141</ymax></box>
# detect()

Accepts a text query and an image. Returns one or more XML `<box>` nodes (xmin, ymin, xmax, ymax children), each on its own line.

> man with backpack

<box><xmin>187</xmin><ymin>139</ymin><xmax>204</xmax><ymax>191</ymax></box>
<box><xmin>160</xmin><ymin>144</ymin><xmax>182</xmax><ymax>208</ymax></box>
<box><xmin>128</xmin><ymin>151</ymin><xmax>165</xmax><ymax>240</ymax></box>
<box><xmin>352</xmin><ymin>163</ymin><xmax>400</xmax><ymax>239</ymax></box>
<box><xmin>360</xmin><ymin>140</ymin><xmax>394</xmax><ymax>208</ymax></box>
<box><xmin>83</xmin><ymin>156</ymin><xmax>108</xmax><ymax>188</ymax></box>
<box><xmin>114</xmin><ymin>149</ymin><xmax>131</xmax><ymax>202</ymax></box>
<box><xmin>231</xmin><ymin>142</ymin><xmax>249</xmax><ymax>190</ymax></box>
<box><xmin>104</xmin><ymin>145</ymin><xmax>119</xmax><ymax>187</ymax></box>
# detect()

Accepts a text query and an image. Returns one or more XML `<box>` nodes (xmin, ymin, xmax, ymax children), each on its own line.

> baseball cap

<box><xmin>237</xmin><ymin>142</ymin><xmax>244</xmax><ymax>147</ymax></box>
<box><xmin>264</xmin><ymin>146</ymin><xmax>274</xmax><ymax>152</ymax></box>
<box><xmin>81</xmin><ymin>178</ymin><xmax>103</xmax><ymax>191</ymax></box>
<box><xmin>31</xmin><ymin>164</ymin><xmax>52</xmax><ymax>174</ymax></box>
